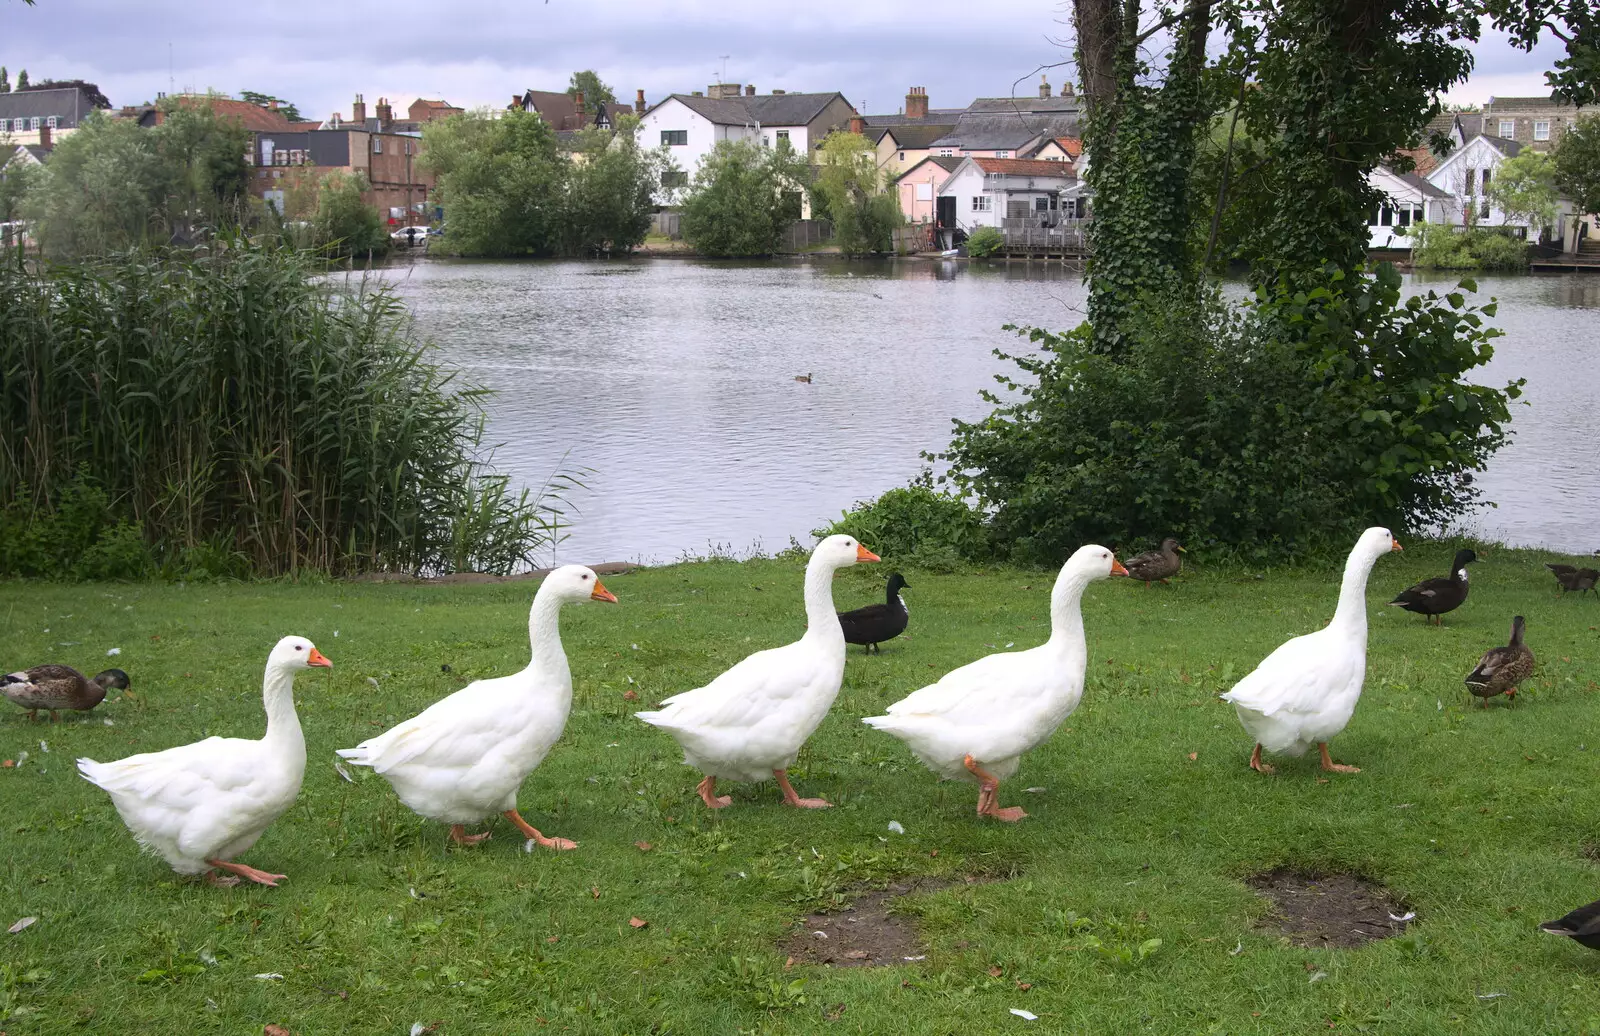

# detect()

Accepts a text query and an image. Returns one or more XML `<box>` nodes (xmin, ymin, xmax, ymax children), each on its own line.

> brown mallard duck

<box><xmin>1123</xmin><ymin>537</ymin><xmax>1184</xmax><ymax>586</ymax></box>
<box><xmin>2</xmin><ymin>666</ymin><xmax>130</xmax><ymax>722</ymax></box>
<box><xmin>1546</xmin><ymin>563</ymin><xmax>1599</xmax><ymax>598</ymax></box>
<box><xmin>1388</xmin><ymin>547</ymin><xmax>1475</xmax><ymax>625</ymax></box>
<box><xmin>1465</xmin><ymin>615</ymin><xmax>1534</xmax><ymax>706</ymax></box>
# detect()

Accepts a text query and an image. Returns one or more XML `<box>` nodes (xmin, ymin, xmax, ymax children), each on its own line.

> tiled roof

<box><xmin>1476</xmin><ymin>133</ymin><xmax>1523</xmax><ymax>156</ymax></box>
<box><xmin>933</xmin><ymin>110</ymin><xmax>1078</xmax><ymax>150</ymax></box>
<box><xmin>1485</xmin><ymin>96</ymin><xmax>1567</xmax><ymax>108</ymax></box>
<box><xmin>520</xmin><ymin>89</ymin><xmax>634</xmax><ymax>131</ymax></box>
<box><xmin>967</xmin><ymin>96</ymin><xmax>1080</xmax><ymax>114</ymax></box>
<box><xmin>863</xmin><ymin>109</ymin><xmax>965</xmax><ymax>126</ymax></box>
<box><xmin>878</xmin><ymin>123</ymin><xmax>957</xmax><ymax>149</ymax></box>
<box><xmin>411</xmin><ymin>98</ymin><xmax>455</xmax><ymax>110</ymax></box>
<box><xmin>0</xmin><ymin>86</ymin><xmax>98</xmax><ymax>127</ymax></box>
<box><xmin>1045</xmin><ymin>136</ymin><xmax>1083</xmax><ymax>157</ymax></box>
<box><xmin>669</xmin><ymin>91</ymin><xmax>849</xmax><ymax>128</ymax></box>
<box><xmin>972</xmin><ymin>157</ymin><xmax>1078</xmax><ymax>177</ymax></box>
<box><xmin>896</xmin><ymin>155</ymin><xmax>964</xmax><ymax>180</ymax></box>
<box><xmin>1381</xmin><ymin>166</ymin><xmax>1451</xmax><ymax>199</ymax></box>
<box><xmin>178</xmin><ymin>96</ymin><xmax>294</xmax><ymax>132</ymax></box>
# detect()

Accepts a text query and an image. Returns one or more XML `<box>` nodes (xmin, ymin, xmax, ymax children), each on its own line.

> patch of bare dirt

<box><xmin>1248</xmin><ymin>869</ymin><xmax>1411</xmax><ymax>949</ymax></box>
<box><xmin>1580</xmin><ymin>840</ymin><xmax>1600</xmax><ymax>863</ymax></box>
<box><xmin>780</xmin><ymin>876</ymin><xmax>992</xmax><ymax>967</ymax></box>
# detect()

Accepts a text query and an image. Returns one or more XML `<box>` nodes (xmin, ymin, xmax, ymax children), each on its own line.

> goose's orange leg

<box><xmin>502</xmin><ymin>810</ymin><xmax>576</xmax><ymax>851</ymax></box>
<box><xmin>1249</xmin><ymin>743</ymin><xmax>1276</xmax><ymax>775</ymax></box>
<box><xmin>449</xmin><ymin>824</ymin><xmax>491</xmax><ymax>846</ymax></box>
<box><xmin>696</xmin><ymin>775</ymin><xmax>732</xmax><ymax>809</ymax></box>
<box><xmin>1318</xmin><ymin>743</ymin><xmax>1360</xmax><ymax>774</ymax></box>
<box><xmin>206</xmin><ymin>858</ymin><xmax>287</xmax><ymax>886</ymax></box>
<box><xmin>963</xmin><ymin>754</ymin><xmax>1027</xmax><ymax>821</ymax></box>
<box><xmin>774</xmin><ymin>769</ymin><xmax>832</xmax><ymax>809</ymax></box>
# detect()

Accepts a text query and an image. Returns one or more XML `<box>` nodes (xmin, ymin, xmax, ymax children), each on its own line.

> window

<box><xmin>45</xmin><ymin>116</ymin><xmax>56</xmax><ymax>129</ymax></box>
<box><xmin>1034</xmin><ymin>197</ymin><xmax>1050</xmax><ymax>211</ymax></box>
<box><xmin>1480</xmin><ymin>198</ymin><xmax>1490</xmax><ymax>218</ymax></box>
<box><xmin>1045</xmin><ymin>155</ymin><xmax>1062</xmax><ymax>161</ymax></box>
<box><xmin>762</xmin><ymin>135</ymin><xmax>770</xmax><ymax>147</ymax></box>
<box><xmin>775</xmin><ymin>130</ymin><xmax>789</xmax><ymax>143</ymax></box>
<box><xmin>994</xmin><ymin>151</ymin><xmax>1009</xmax><ymax>159</ymax></box>
<box><xmin>1480</xmin><ymin>168</ymin><xmax>1490</xmax><ymax>193</ymax></box>
<box><xmin>373</xmin><ymin>136</ymin><xmax>383</xmax><ymax>154</ymax></box>
<box><xmin>1396</xmin><ymin>207</ymin><xmax>1412</xmax><ymax>227</ymax></box>
<box><xmin>1379</xmin><ymin>204</ymin><xmax>1393</xmax><ymax>227</ymax></box>
<box><xmin>938</xmin><ymin>148</ymin><xmax>954</xmax><ymax>156</ymax></box>
<box><xmin>660</xmin><ymin>170</ymin><xmax>688</xmax><ymax>188</ymax></box>
<box><xmin>1534</xmin><ymin>120</ymin><xmax>1550</xmax><ymax>140</ymax></box>
<box><xmin>273</xmin><ymin>150</ymin><xmax>287</xmax><ymax>166</ymax></box>
<box><xmin>289</xmin><ymin>149</ymin><xmax>305</xmax><ymax>165</ymax></box>
<box><xmin>971</xmin><ymin>195</ymin><xmax>992</xmax><ymax>212</ymax></box>
<box><xmin>661</xmin><ymin>130</ymin><xmax>687</xmax><ymax>146</ymax></box>
<box><xmin>1499</xmin><ymin>119</ymin><xmax>1515</xmax><ymax>137</ymax></box>
<box><xmin>1464</xmin><ymin>168</ymin><xmax>1476</xmax><ymax>195</ymax></box>
<box><xmin>898</xmin><ymin>151</ymin><xmax>905</xmax><ymax>161</ymax></box>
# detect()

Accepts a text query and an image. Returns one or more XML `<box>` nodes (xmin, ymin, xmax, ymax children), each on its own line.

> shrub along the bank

<box><xmin>0</xmin><ymin>239</ymin><xmax>573</xmax><ymax>579</ymax></box>
<box><xmin>1409</xmin><ymin>223</ymin><xmax>1529</xmax><ymax>271</ymax></box>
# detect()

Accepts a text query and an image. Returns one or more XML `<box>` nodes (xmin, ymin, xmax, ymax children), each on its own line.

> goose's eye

<box><xmin>583</xmin><ymin>574</ymin><xmax>591</xmax><ymax>581</ymax></box>
<box><xmin>294</xmin><ymin>645</ymin><xmax>303</xmax><ymax>651</ymax></box>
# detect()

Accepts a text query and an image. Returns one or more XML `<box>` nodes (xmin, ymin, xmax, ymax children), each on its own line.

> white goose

<box><xmin>77</xmin><ymin>636</ymin><xmax>330</xmax><ymax>886</ymax></box>
<box><xmin>338</xmin><ymin>565</ymin><xmax>615</xmax><ymax>850</ymax></box>
<box><xmin>1221</xmin><ymin>526</ymin><xmax>1401</xmax><ymax>775</ymax></box>
<box><xmin>863</xmin><ymin>544</ymin><xmax>1126</xmax><ymax>821</ymax></box>
<box><xmin>636</xmin><ymin>534</ymin><xmax>878</xmax><ymax>810</ymax></box>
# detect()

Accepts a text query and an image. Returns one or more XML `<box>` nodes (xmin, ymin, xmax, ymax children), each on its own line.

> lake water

<box><xmin>376</xmin><ymin>258</ymin><xmax>1599</xmax><ymax>565</ymax></box>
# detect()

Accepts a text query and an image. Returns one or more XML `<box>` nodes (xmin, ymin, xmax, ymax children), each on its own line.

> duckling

<box><xmin>3</xmin><ymin>666</ymin><xmax>130</xmax><ymax>722</ymax></box>
<box><xmin>1546</xmin><ymin>563</ymin><xmax>1599</xmax><ymax>598</ymax></box>
<box><xmin>794</xmin><ymin>373</ymin><xmax>813</xmax><ymax>384</ymax></box>
<box><xmin>1388</xmin><ymin>547</ymin><xmax>1476</xmax><ymax>625</ymax></box>
<box><xmin>1465</xmin><ymin>616</ymin><xmax>1534</xmax><ymax>706</ymax></box>
<box><xmin>1123</xmin><ymin>537</ymin><xmax>1184</xmax><ymax>586</ymax></box>
<box><xmin>1540</xmin><ymin>899</ymin><xmax>1600</xmax><ymax>951</ymax></box>
<box><xmin>838</xmin><ymin>572</ymin><xmax>910</xmax><ymax>653</ymax></box>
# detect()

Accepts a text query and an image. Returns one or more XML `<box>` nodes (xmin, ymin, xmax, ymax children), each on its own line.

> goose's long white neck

<box><xmin>803</xmin><ymin>556</ymin><xmax>845</xmax><ymax>646</ymax></box>
<box><xmin>1047</xmin><ymin>568</ymin><xmax>1089</xmax><ymax>651</ymax></box>
<box><xmin>261</xmin><ymin>665</ymin><xmax>305</xmax><ymax>756</ymax></box>
<box><xmin>525</xmin><ymin>588</ymin><xmax>571</xmax><ymax>680</ymax></box>
<box><xmin>1331</xmin><ymin>545</ymin><xmax>1382</xmax><ymax>636</ymax></box>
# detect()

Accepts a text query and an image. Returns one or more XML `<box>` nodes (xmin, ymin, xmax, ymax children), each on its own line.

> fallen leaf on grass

<box><xmin>1315</xmin><ymin>778</ymin><xmax>1329</xmax><ymax>784</ymax></box>
<box><xmin>629</xmin><ymin>917</ymin><xmax>648</xmax><ymax>929</ymax></box>
<box><xmin>824</xmin><ymin>1003</ymin><xmax>846</xmax><ymax>1022</ymax></box>
<box><xmin>634</xmin><ymin>841</ymin><xmax>653</xmax><ymax>851</ymax></box>
<box><xmin>1010</xmin><ymin>1008</ymin><xmax>1038</xmax><ymax>1021</ymax></box>
<box><xmin>844</xmin><ymin>949</ymin><xmax>869</xmax><ymax>960</ymax></box>
<box><xmin>8</xmin><ymin>917</ymin><xmax>37</xmax><ymax>934</ymax></box>
<box><xmin>546</xmin><ymin>935</ymin><xmax>559</xmax><ymax>944</ymax></box>
<box><xmin>590</xmin><ymin>886</ymin><xmax>601</xmax><ymax>899</ymax></box>
<box><xmin>1023</xmin><ymin>787</ymin><xmax>1047</xmax><ymax>794</ymax></box>
<box><xmin>2</xmin><ymin>760</ymin><xmax>13</xmax><ymax>768</ymax></box>
<box><xmin>1015</xmin><ymin>981</ymin><xmax>1032</xmax><ymax>991</ymax></box>
<box><xmin>1187</xmin><ymin>752</ymin><xmax>1197</xmax><ymax>761</ymax></box>
<box><xmin>622</xmin><ymin>689</ymin><xmax>639</xmax><ymax>701</ymax></box>
<box><xmin>264</xmin><ymin>1025</ymin><xmax>292</xmax><ymax>1036</ymax></box>
<box><xmin>988</xmin><ymin>965</ymin><xmax>1004</xmax><ymax>977</ymax></box>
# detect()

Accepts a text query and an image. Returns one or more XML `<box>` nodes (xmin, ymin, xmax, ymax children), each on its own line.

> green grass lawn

<box><xmin>3</xmin><ymin>543</ymin><xmax>1600</xmax><ymax>1034</ymax></box>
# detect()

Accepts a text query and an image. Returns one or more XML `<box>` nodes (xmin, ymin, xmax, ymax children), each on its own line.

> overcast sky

<box><xmin>0</xmin><ymin>1</ymin><xmax>1569</xmax><ymax>121</ymax></box>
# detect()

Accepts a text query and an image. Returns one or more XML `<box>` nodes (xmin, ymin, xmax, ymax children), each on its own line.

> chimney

<box><xmin>708</xmin><ymin>83</ymin><xmax>742</xmax><ymax>100</ymax></box>
<box><xmin>38</xmin><ymin>124</ymin><xmax>51</xmax><ymax>149</ymax></box>
<box><xmin>376</xmin><ymin>97</ymin><xmax>393</xmax><ymax>131</ymax></box>
<box><xmin>635</xmin><ymin>88</ymin><xmax>646</xmax><ymax>113</ymax></box>
<box><xmin>1039</xmin><ymin>75</ymin><xmax>1052</xmax><ymax>99</ymax></box>
<box><xmin>352</xmin><ymin>93</ymin><xmax>366</xmax><ymax>124</ymax></box>
<box><xmin>745</xmin><ymin>84</ymin><xmax>756</xmax><ymax>96</ymax></box>
<box><xmin>692</xmin><ymin>90</ymin><xmax>703</xmax><ymax>96</ymax></box>
<box><xmin>1062</xmin><ymin>81</ymin><xmax>1075</xmax><ymax>99</ymax></box>
<box><xmin>772</xmin><ymin>88</ymin><xmax>786</xmax><ymax>95</ymax></box>
<box><xmin>573</xmin><ymin>89</ymin><xmax>585</xmax><ymax>126</ymax></box>
<box><xmin>905</xmin><ymin>86</ymin><xmax>928</xmax><ymax>120</ymax></box>
<box><xmin>511</xmin><ymin>94</ymin><xmax>521</xmax><ymax>110</ymax></box>
<box><xmin>849</xmin><ymin>114</ymin><xmax>865</xmax><ymax>135</ymax></box>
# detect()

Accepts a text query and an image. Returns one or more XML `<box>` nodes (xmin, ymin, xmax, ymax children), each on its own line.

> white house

<box><xmin>635</xmin><ymin>85</ymin><xmax>856</xmax><ymax>201</ymax></box>
<box><xmin>1365</xmin><ymin>165</ymin><xmax>1452</xmax><ymax>248</ymax></box>
<box><xmin>936</xmin><ymin>157</ymin><xmax>1083</xmax><ymax>239</ymax></box>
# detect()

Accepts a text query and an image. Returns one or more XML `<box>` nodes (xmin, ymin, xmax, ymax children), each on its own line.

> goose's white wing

<box><xmin>883</xmin><ymin>649</ymin><xmax>1038</xmax><ymax>722</ymax></box>
<box><xmin>338</xmin><ymin>676</ymin><xmax>521</xmax><ymax>774</ymax></box>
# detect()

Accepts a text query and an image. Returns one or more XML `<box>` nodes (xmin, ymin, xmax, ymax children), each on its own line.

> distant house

<box><xmin>1474</xmin><ymin>95</ymin><xmax>1591</xmax><ymax>152</ymax></box>
<box><xmin>895</xmin><ymin>155</ymin><xmax>962</xmax><ymax>224</ymax></box>
<box><xmin>936</xmin><ymin>157</ymin><xmax>1083</xmax><ymax>244</ymax></box>
<box><xmin>0</xmin><ymin>83</ymin><xmax>106</xmax><ymax>146</ymax></box>
<box><xmin>861</xmin><ymin>87</ymin><xmax>960</xmax><ymax>175</ymax></box>
<box><xmin>1365</xmin><ymin>165</ymin><xmax>1451</xmax><ymax>248</ymax></box>
<box><xmin>1025</xmin><ymin>136</ymin><xmax>1084</xmax><ymax>169</ymax></box>
<box><xmin>408</xmin><ymin>98</ymin><xmax>463</xmax><ymax>125</ymax></box>
<box><xmin>130</xmin><ymin>93</ymin><xmax>296</xmax><ymax>134</ymax></box>
<box><xmin>322</xmin><ymin>95</ymin><xmax>426</xmax><ymax>136</ymax></box>
<box><xmin>510</xmin><ymin>88</ymin><xmax>638</xmax><ymax>133</ymax></box>
<box><xmin>249</xmin><ymin>125</ymin><xmax>434</xmax><ymax>225</ymax></box>
<box><xmin>1425</xmin><ymin>133</ymin><xmax>1527</xmax><ymax>229</ymax></box>
<box><xmin>2</xmin><ymin>142</ymin><xmax>51</xmax><ymax>168</ymax></box>
<box><xmin>927</xmin><ymin>80</ymin><xmax>1080</xmax><ymax>160</ymax></box>
<box><xmin>636</xmin><ymin>83</ymin><xmax>857</xmax><ymax>201</ymax></box>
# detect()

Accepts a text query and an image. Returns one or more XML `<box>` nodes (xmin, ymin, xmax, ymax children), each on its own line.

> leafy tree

<box><xmin>421</xmin><ymin>108</ymin><xmax>569</xmax><ymax>257</ymax></box>
<box><xmin>680</xmin><ymin>139</ymin><xmax>808</xmax><ymax>257</ymax></box>
<box><xmin>1554</xmin><ymin>113</ymin><xmax>1600</xmax><ymax>214</ymax></box>
<box><xmin>560</xmin><ymin>116</ymin><xmax>669</xmax><ymax>254</ymax></box>
<box><xmin>15</xmin><ymin>70</ymin><xmax>27</xmax><ymax>90</ymax></box>
<box><xmin>23</xmin><ymin>79</ymin><xmax>112</xmax><ymax>109</ymax></box>
<box><xmin>567</xmin><ymin>71</ymin><xmax>616</xmax><ymax>118</ymax></box>
<box><xmin>314</xmin><ymin>171</ymin><xmax>390</xmax><ymax>258</ymax></box>
<box><xmin>1487</xmin><ymin>150</ymin><xmax>1560</xmax><ymax>233</ymax></box>
<box><xmin>0</xmin><ymin>158</ymin><xmax>41</xmax><ymax>222</ymax></box>
<box><xmin>811</xmin><ymin>132</ymin><xmax>901</xmax><ymax>256</ymax></box>
<box><xmin>0</xmin><ymin>68</ymin><xmax>9</xmax><ymax>94</ymax></box>
<box><xmin>239</xmin><ymin>90</ymin><xmax>303</xmax><ymax>122</ymax></box>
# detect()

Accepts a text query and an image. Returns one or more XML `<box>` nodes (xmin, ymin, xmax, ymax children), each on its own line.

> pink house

<box><xmin>896</xmin><ymin>155</ymin><xmax>962</xmax><ymax>224</ymax></box>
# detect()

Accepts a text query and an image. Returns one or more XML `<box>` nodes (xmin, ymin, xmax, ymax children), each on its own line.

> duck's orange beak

<box><xmin>1110</xmin><ymin>557</ymin><xmax>1130</xmax><ymax>577</ymax></box>
<box><xmin>1391</xmin><ymin>537</ymin><xmax>1403</xmax><ymax>552</ymax></box>
<box><xmin>856</xmin><ymin>545</ymin><xmax>880</xmax><ymax>563</ymax></box>
<box><xmin>591</xmin><ymin>579</ymin><xmax>618</xmax><ymax>603</ymax></box>
<box><xmin>307</xmin><ymin>648</ymin><xmax>332</xmax><ymax>668</ymax></box>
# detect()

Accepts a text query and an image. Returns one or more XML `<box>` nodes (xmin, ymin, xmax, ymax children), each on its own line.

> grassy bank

<box><xmin>3</xmin><ymin>543</ymin><xmax>1599</xmax><ymax>1033</ymax></box>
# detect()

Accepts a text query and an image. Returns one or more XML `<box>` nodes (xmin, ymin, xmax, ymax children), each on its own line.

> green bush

<box><xmin>0</xmin><ymin>238</ymin><xmax>577</xmax><ymax>578</ymax></box>
<box><xmin>937</xmin><ymin>268</ymin><xmax>1520</xmax><ymax>563</ymax></box>
<box><xmin>680</xmin><ymin>140</ymin><xmax>810</xmax><ymax>257</ymax></box>
<box><xmin>313</xmin><ymin>171</ymin><xmax>391</xmax><ymax>259</ymax></box>
<box><xmin>966</xmin><ymin>225</ymin><xmax>1004</xmax><ymax>258</ymax></box>
<box><xmin>1409</xmin><ymin>223</ymin><xmax>1529</xmax><ymax>271</ymax></box>
<box><xmin>814</xmin><ymin>475</ymin><xmax>987</xmax><ymax>570</ymax></box>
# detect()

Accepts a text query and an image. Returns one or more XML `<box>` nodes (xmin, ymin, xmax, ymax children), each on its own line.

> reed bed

<box><xmin>0</xmin><ymin>238</ymin><xmax>573</xmax><ymax>577</ymax></box>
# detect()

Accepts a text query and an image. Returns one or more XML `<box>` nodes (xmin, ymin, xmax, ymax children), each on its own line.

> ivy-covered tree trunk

<box><xmin>1075</xmin><ymin>0</ymin><xmax>1214</xmax><ymax>354</ymax></box>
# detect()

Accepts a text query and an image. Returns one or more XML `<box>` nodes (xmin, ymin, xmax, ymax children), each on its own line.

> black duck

<box><xmin>1540</xmin><ymin>898</ymin><xmax>1600</xmax><ymax>951</ymax></box>
<box><xmin>1546</xmin><ymin>563</ymin><xmax>1599</xmax><ymax>598</ymax></box>
<box><xmin>1388</xmin><ymin>547</ymin><xmax>1476</xmax><ymax>625</ymax></box>
<box><xmin>838</xmin><ymin>572</ymin><xmax>910</xmax><ymax>654</ymax></box>
<box><xmin>2</xmin><ymin>665</ymin><xmax>130</xmax><ymax>722</ymax></box>
<box><xmin>1123</xmin><ymin>538</ymin><xmax>1184</xmax><ymax>586</ymax></box>
<box><xmin>1465</xmin><ymin>615</ymin><xmax>1534</xmax><ymax>706</ymax></box>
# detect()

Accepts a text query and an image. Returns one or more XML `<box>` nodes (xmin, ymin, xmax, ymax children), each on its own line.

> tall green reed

<box><xmin>0</xmin><ymin>236</ymin><xmax>575</xmax><ymax>578</ymax></box>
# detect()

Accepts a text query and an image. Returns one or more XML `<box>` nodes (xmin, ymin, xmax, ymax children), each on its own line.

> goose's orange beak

<box><xmin>1110</xmin><ymin>557</ymin><xmax>1130</xmax><ymax>577</ymax></box>
<box><xmin>1391</xmin><ymin>537</ymin><xmax>1403</xmax><ymax>552</ymax></box>
<box><xmin>307</xmin><ymin>648</ymin><xmax>332</xmax><ymax>668</ymax></box>
<box><xmin>591</xmin><ymin>579</ymin><xmax>618</xmax><ymax>603</ymax></box>
<box><xmin>856</xmin><ymin>544</ymin><xmax>880</xmax><ymax>563</ymax></box>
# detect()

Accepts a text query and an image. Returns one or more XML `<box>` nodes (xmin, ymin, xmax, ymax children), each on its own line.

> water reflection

<box><xmin>376</xmin><ymin>258</ymin><xmax>1598</xmax><ymax>563</ymax></box>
